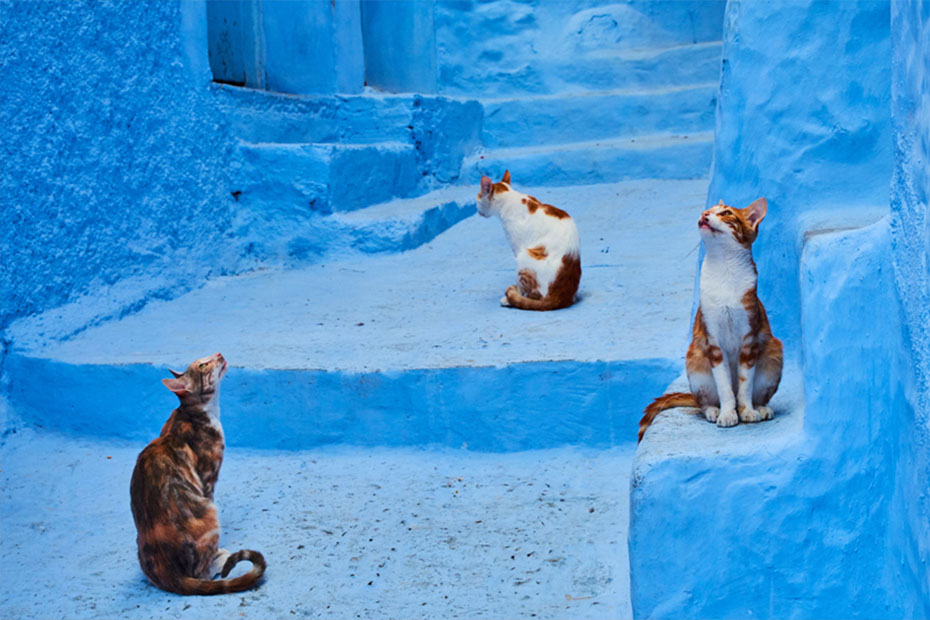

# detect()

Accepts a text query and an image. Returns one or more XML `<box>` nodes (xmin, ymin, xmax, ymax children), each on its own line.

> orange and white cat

<box><xmin>476</xmin><ymin>170</ymin><xmax>581</xmax><ymax>311</ymax></box>
<box><xmin>638</xmin><ymin>198</ymin><xmax>783</xmax><ymax>441</ymax></box>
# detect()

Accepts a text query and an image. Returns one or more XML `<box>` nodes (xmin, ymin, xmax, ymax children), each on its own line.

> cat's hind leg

<box><xmin>210</xmin><ymin>548</ymin><xmax>232</xmax><ymax>578</ymax></box>
<box><xmin>686</xmin><ymin>343</ymin><xmax>721</xmax><ymax>423</ymax></box>
<box><xmin>753</xmin><ymin>337</ymin><xmax>784</xmax><ymax>420</ymax></box>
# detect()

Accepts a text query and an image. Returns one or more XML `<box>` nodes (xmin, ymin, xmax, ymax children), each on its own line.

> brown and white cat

<box><xmin>130</xmin><ymin>353</ymin><xmax>266</xmax><ymax>595</ymax></box>
<box><xmin>476</xmin><ymin>170</ymin><xmax>581</xmax><ymax>310</ymax></box>
<box><xmin>638</xmin><ymin>198</ymin><xmax>783</xmax><ymax>442</ymax></box>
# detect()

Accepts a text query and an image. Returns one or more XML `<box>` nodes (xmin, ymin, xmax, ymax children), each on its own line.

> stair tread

<box><xmin>479</xmin><ymin>81</ymin><xmax>718</xmax><ymax>104</ymax></box>
<box><xmin>469</xmin><ymin>131</ymin><xmax>714</xmax><ymax>159</ymax></box>
<box><xmin>10</xmin><ymin>179</ymin><xmax>706</xmax><ymax>373</ymax></box>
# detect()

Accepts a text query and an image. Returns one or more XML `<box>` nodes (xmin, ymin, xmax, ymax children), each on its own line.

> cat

<box><xmin>476</xmin><ymin>170</ymin><xmax>581</xmax><ymax>311</ymax></box>
<box><xmin>638</xmin><ymin>198</ymin><xmax>783</xmax><ymax>442</ymax></box>
<box><xmin>130</xmin><ymin>352</ymin><xmax>266</xmax><ymax>594</ymax></box>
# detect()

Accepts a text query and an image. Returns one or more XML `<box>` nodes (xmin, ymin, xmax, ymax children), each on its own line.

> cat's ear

<box><xmin>162</xmin><ymin>377</ymin><xmax>191</xmax><ymax>396</ymax></box>
<box><xmin>744</xmin><ymin>197</ymin><xmax>767</xmax><ymax>231</ymax></box>
<box><xmin>480</xmin><ymin>175</ymin><xmax>493</xmax><ymax>195</ymax></box>
<box><xmin>168</xmin><ymin>368</ymin><xmax>184</xmax><ymax>378</ymax></box>
<box><xmin>501</xmin><ymin>170</ymin><xmax>511</xmax><ymax>185</ymax></box>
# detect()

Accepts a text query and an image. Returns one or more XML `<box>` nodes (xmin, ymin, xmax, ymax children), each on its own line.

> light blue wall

<box><xmin>361</xmin><ymin>0</ymin><xmax>437</xmax><ymax>93</ymax></box>
<box><xmin>888</xmin><ymin>0</ymin><xmax>930</xmax><ymax>608</ymax></box>
<box><xmin>263</xmin><ymin>0</ymin><xmax>364</xmax><ymax>95</ymax></box>
<box><xmin>0</xmin><ymin>0</ymin><xmax>238</xmax><ymax>332</ymax></box>
<box><xmin>703</xmin><ymin>0</ymin><xmax>893</xmax><ymax>350</ymax></box>
<box><xmin>630</xmin><ymin>0</ymin><xmax>930</xmax><ymax>616</ymax></box>
<box><xmin>434</xmin><ymin>0</ymin><xmax>726</xmax><ymax>95</ymax></box>
<box><xmin>631</xmin><ymin>221</ymin><xmax>921</xmax><ymax>619</ymax></box>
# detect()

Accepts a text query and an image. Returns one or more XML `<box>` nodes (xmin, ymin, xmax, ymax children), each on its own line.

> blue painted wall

<box><xmin>888</xmin><ymin>0</ymin><xmax>930</xmax><ymax>608</ymax></box>
<box><xmin>0</xmin><ymin>1</ymin><xmax>238</xmax><ymax>332</ymax></box>
<box><xmin>433</xmin><ymin>0</ymin><xmax>725</xmax><ymax>96</ymax></box>
<box><xmin>630</xmin><ymin>0</ymin><xmax>930</xmax><ymax>616</ymax></box>
<box><xmin>703</xmin><ymin>0</ymin><xmax>893</xmax><ymax>351</ymax></box>
<box><xmin>262</xmin><ymin>0</ymin><xmax>365</xmax><ymax>95</ymax></box>
<box><xmin>361</xmin><ymin>1</ymin><xmax>437</xmax><ymax>93</ymax></box>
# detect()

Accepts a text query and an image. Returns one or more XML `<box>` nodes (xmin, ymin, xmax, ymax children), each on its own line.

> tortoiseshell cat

<box><xmin>639</xmin><ymin>198</ymin><xmax>783</xmax><ymax>441</ymax></box>
<box><xmin>130</xmin><ymin>353</ymin><xmax>266</xmax><ymax>594</ymax></box>
<box><xmin>476</xmin><ymin>170</ymin><xmax>582</xmax><ymax>310</ymax></box>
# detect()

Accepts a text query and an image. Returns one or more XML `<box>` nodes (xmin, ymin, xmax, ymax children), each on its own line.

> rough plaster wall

<box><xmin>0</xmin><ymin>0</ymin><xmax>236</xmax><ymax>333</ymax></box>
<box><xmin>704</xmin><ymin>0</ymin><xmax>893</xmax><ymax>349</ymax></box>
<box><xmin>433</xmin><ymin>0</ymin><xmax>725</xmax><ymax>95</ymax></box>
<box><xmin>632</xmin><ymin>1</ymin><xmax>930</xmax><ymax>616</ymax></box>
<box><xmin>889</xmin><ymin>0</ymin><xmax>930</xmax><ymax>611</ymax></box>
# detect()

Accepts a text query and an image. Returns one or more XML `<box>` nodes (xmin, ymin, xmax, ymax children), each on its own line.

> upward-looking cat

<box><xmin>130</xmin><ymin>353</ymin><xmax>266</xmax><ymax>595</ymax></box>
<box><xmin>638</xmin><ymin>198</ymin><xmax>783</xmax><ymax>442</ymax></box>
<box><xmin>476</xmin><ymin>170</ymin><xmax>581</xmax><ymax>311</ymax></box>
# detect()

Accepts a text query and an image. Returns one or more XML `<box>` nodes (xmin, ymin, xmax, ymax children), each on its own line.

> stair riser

<box><xmin>232</xmin><ymin>199</ymin><xmax>475</xmax><ymax>264</ymax></box>
<box><xmin>235</xmin><ymin>143</ymin><xmax>420</xmax><ymax>215</ymax></box>
<box><xmin>216</xmin><ymin>86</ymin><xmax>415</xmax><ymax>144</ymax></box>
<box><xmin>7</xmin><ymin>354</ymin><xmax>677</xmax><ymax>451</ymax></box>
<box><xmin>466</xmin><ymin>139</ymin><xmax>713</xmax><ymax>186</ymax></box>
<box><xmin>481</xmin><ymin>86</ymin><xmax>717</xmax><ymax>149</ymax></box>
<box><xmin>546</xmin><ymin>44</ymin><xmax>722</xmax><ymax>93</ymax></box>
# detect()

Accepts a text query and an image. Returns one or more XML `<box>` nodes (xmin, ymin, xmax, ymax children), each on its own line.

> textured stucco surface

<box><xmin>0</xmin><ymin>1</ymin><xmax>237</xmax><ymax>332</ymax></box>
<box><xmin>631</xmin><ymin>1</ymin><xmax>930</xmax><ymax>617</ymax></box>
<box><xmin>434</xmin><ymin>0</ymin><xmax>725</xmax><ymax>96</ymax></box>
<box><xmin>703</xmin><ymin>0</ymin><xmax>893</xmax><ymax>349</ymax></box>
<box><xmin>888</xmin><ymin>0</ymin><xmax>930</xmax><ymax>610</ymax></box>
<box><xmin>633</xmin><ymin>221</ymin><xmax>924</xmax><ymax>619</ymax></box>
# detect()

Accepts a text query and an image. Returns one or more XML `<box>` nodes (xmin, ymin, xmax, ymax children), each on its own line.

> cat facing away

<box><xmin>639</xmin><ymin>198</ymin><xmax>783</xmax><ymax>442</ymax></box>
<box><xmin>476</xmin><ymin>170</ymin><xmax>581</xmax><ymax>310</ymax></box>
<box><xmin>130</xmin><ymin>353</ymin><xmax>266</xmax><ymax>594</ymax></box>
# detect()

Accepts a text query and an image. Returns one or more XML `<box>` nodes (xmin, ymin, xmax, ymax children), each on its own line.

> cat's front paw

<box><xmin>703</xmin><ymin>406</ymin><xmax>720</xmax><ymax>423</ymax></box>
<box><xmin>757</xmin><ymin>405</ymin><xmax>774</xmax><ymax>420</ymax></box>
<box><xmin>717</xmin><ymin>407</ymin><xmax>739</xmax><ymax>428</ymax></box>
<box><xmin>738</xmin><ymin>404</ymin><xmax>762</xmax><ymax>423</ymax></box>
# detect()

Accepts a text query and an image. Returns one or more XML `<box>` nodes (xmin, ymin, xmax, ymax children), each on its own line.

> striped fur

<box><xmin>130</xmin><ymin>353</ymin><xmax>266</xmax><ymax>595</ymax></box>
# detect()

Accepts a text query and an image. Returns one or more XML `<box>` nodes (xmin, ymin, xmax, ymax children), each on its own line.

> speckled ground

<box><xmin>0</xmin><ymin>429</ymin><xmax>634</xmax><ymax>620</ymax></box>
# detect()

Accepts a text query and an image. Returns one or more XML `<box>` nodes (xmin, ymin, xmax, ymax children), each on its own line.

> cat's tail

<box><xmin>504</xmin><ymin>254</ymin><xmax>581</xmax><ymax>312</ymax></box>
<box><xmin>504</xmin><ymin>286</ymin><xmax>571</xmax><ymax>311</ymax></box>
<box><xmin>638</xmin><ymin>392</ymin><xmax>698</xmax><ymax>443</ymax></box>
<box><xmin>177</xmin><ymin>550</ymin><xmax>266</xmax><ymax>595</ymax></box>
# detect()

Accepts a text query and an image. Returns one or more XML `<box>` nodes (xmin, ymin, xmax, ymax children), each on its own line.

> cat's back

<box><xmin>510</xmin><ymin>192</ymin><xmax>580</xmax><ymax>252</ymax></box>
<box><xmin>130</xmin><ymin>427</ymin><xmax>204</xmax><ymax>517</ymax></box>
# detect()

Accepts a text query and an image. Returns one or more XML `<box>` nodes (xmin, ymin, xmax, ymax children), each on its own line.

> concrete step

<box><xmin>480</xmin><ymin>82</ymin><xmax>718</xmax><ymax>149</ymax></box>
<box><xmin>464</xmin><ymin>132</ymin><xmax>714</xmax><ymax>186</ymax></box>
<box><xmin>235</xmin><ymin>141</ymin><xmax>422</xmax><ymax>215</ymax></box>
<box><xmin>543</xmin><ymin>41</ymin><xmax>722</xmax><ymax>93</ymax></box>
<box><xmin>232</xmin><ymin>184</ymin><xmax>474</xmax><ymax>265</ymax></box>
<box><xmin>4</xmin><ymin>179</ymin><xmax>707</xmax><ymax>451</ymax></box>
<box><xmin>214</xmin><ymin>84</ymin><xmax>417</xmax><ymax>144</ymax></box>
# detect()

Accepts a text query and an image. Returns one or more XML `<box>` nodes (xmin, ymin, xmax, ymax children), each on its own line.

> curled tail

<box><xmin>177</xmin><ymin>550</ymin><xmax>266</xmax><ymax>595</ymax></box>
<box><xmin>505</xmin><ymin>254</ymin><xmax>581</xmax><ymax>311</ymax></box>
<box><xmin>638</xmin><ymin>392</ymin><xmax>698</xmax><ymax>443</ymax></box>
<box><xmin>505</xmin><ymin>286</ymin><xmax>570</xmax><ymax>311</ymax></box>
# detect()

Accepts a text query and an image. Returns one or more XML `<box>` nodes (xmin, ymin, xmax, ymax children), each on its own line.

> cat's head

<box><xmin>476</xmin><ymin>170</ymin><xmax>512</xmax><ymax>217</ymax></box>
<box><xmin>698</xmin><ymin>198</ymin><xmax>767</xmax><ymax>249</ymax></box>
<box><xmin>162</xmin><ymin>352</ymin><xmax>228</xmax><ymax>404</ymax></box>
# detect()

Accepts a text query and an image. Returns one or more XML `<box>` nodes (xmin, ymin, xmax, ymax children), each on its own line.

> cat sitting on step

<box><xmin>638</xmin><ymin>198</ymin><xmax>783</xmax><ymax>441</ymax></box>
<box><xmin>476</xmin><ymin>170</ymin><xmax>582</xmax><ymax>311</ymax></box>
<box><xmin>130</xmin><ymin>353</ymin><xmax>266</xmax><ymax>594</ymax></box>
